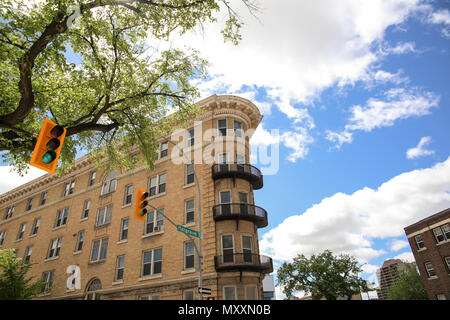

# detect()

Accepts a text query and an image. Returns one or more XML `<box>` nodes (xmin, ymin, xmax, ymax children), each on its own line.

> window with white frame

<box><xmin>159</xmin><ymin>141</ymin><xmax>168</xmax><ymax>159</ymax></box>
<box><xmin>75</xmin><ymin>230</ymin><xmax>85</xmax><ymax>252</ymax></box>
<box><xmin>414</xmin><ymin>234</ymin><xmax>425</xmax><ymax>250</ymax></box>
<box><xmin>4</xmin><ymin>206</ymin><xmax>14</xmax><ymax>220</ymax></box>
<box><xmin>222</xmin><ymin>234</ymin><xmax>234</xmax><ymax>263</ymax></box>
<box><xmin>82</xmin><ymin>200</ymin><xmax>90</xmax><ymax>219</ymax></box>
<box><xmin>41</xmin><ymin>271</ymin><xmax>55</xmax><ymax>293</ymax></box>
<box><xmin>220</xmin><ymin>191</ymin><xmax>231</xmax><ymax>215</ymax></box>
<box><xmin>185</xmin><ymin>199</ymin><xmax>195</xmax><ymax>225</ymax></box>
<box><xmin>245</xmin><ymin>286</ymin><xmax>258</xmax><ymax>300</ymax></box>
<box><xmin>30</xmin><ymin>217</ymin><xmax>40</xmax><ymax>236</ymax></box>
<box><xmin>187</xmin><ymin>129</ymin><xmax>195</xmax><ymax>147</ymax></box>
<box><xmin>184</xmin><ymin>241</ymin><xmax>195</xmax><ymax>270</ymax></box>
<box><xmin>445</xmin><ymin>256</ymin><xmax>450</xmax><ymax>272</ymax></box>
<box><xmin>91</xmin><ymin>238</ymin><xmax>108</xmax><ymax>262</ymax></box>
<box><xmin>124</xmin><ymin>184</ymin><xmax>133</xmax><ymax>205</ymax></box>
<box><xmin>26</xmin><ymin>198</ymin><xmax>34</xmax><ymax>211</ymax></box>
<box><xmin>223</xmin><ymin>286</ymin><xmax>237</xmax><ymax>300</ymax></box>
<box><xmin>120</xmin><ymin>218</ymin><xmax>129</xmax><ymax>241</ymax></box>
<box><xmin>88</xmin><ymin>171</ymin><xmax>96</xmax><ymax>186</ymax></box>
<box><xmin>96</xmin><ymin>205</ymin><xmax>113</xmax><ymax>227</ymax></box>
<box><xmin>424</xmin><ymin>262</ymin><xmax>436</xmax><ymax>278</ymax></box>
<box><xmin>40</xmin><ymin>191</ymin><xmax>48</xmax><ymax>205</ymax></box>
<box><xmin>148</xmin><ymin>173</ymin><xmax>166</xmax><ymax>196</ymax></box>
<box><xmin>101</xmin><ymin>171</ymin><xmax>117</xmax><ymax>195</ymax></box>
<box><xmin>185</xmin><ymin>164</ymin><xmax>195</xmax><ymax>185</ymax></box>
<box><xmin>236</xmin><ymin>154</ymin><xmax>245</xmax><ymax>171</ymax></box>
<box><xmin>115</xmin><ymin>255</ymin><xmax>125</xmax><ymax>281</ymax></box>
<box><xmin>218</xmin><ymin>119</ymin><xmax>227</xmax><ymax>136</ymax></box>
<box><xmin>63</xmin><ymin>180</ymin><xmax>75</xmax><ymax>197</ymax></box>
<box><xmin>141</xmin><ymin>248</ymin><xmax>162</xmax><ymax>277</ymax></box>
<box><xmin>242</xmin><ymin>235</ymin><xmax>254</xmax><ymax>263</ymax></box>
<box><xmin>184</xmin><ymin>290</ymin><xmax>195</xmax><ymax>300</ymax></box>
<box><xmin>0</xmin><ymin>230</ymin><xmax>6</xmax><ymax>245</ymax></box>
<box><xmin>17</xmin><ymin>223</ymin><xmax>26</xmax><ymax>240</ymax></box>
<box><xmin>55</xmin><ymin>208</ymin><xmax>69</xmax><ymax>228</ymax></box>
<box><xmin>432</xmin><ymin>224</ymin><xmax>450</xmax><ymax>243</ymax></box>
<box><xmin>145</xmin><ymin>208</ymin><xmax>164</xmax><ymax>234</ymax></box>
<box><xmin>47</xmin><ymin>237</ymin><xmax>62</xmax><ymax>259</ymax></box>
<box><xmin>234</xmin><ymin>120</ymin><xmax>243</xmax><ymax>137</ymax></box>
<box><xmin>24</xmin><ymin>246</ymin><xmax>33</xmax><ymax>263</ymax></box>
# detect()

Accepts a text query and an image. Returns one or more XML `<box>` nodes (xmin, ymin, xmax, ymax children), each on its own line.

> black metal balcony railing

<box><xmin>211</xmin><ymin>163</ymin><xmax>263</xmax><ymax>189</ymax></box>
<box><xmin>214</xmin><ymin>253</ymin><xmax>273</xmax><ymax>274</ymax></box>
<box><xmin>213</xmin><ymin>203</ymin><xmax>268</xmax><ymax>228</ymax></box>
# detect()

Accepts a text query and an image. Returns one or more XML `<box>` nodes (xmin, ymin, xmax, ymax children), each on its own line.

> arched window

<box><xmin>101</xmin><ymin>171</ymin><xmax>117</xmax><ymax>195</ymax></box>
<box><xmin>86</xmin><ymin>278</ymin><xmax>102</xmax><ymax>300</ymax></box>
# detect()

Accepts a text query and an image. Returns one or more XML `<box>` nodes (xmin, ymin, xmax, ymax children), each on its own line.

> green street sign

<box><xmin>177</xmin><ymin>224</ymin><xmax>202</xmax><ymax>238</ymax></box>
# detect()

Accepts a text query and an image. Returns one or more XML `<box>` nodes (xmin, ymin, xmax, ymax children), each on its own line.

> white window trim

<box><xmin>221</xmin><ymin>234</ymin><xmax>234</xmax><ymax>264</ymax></box>
<box><xmin>245</xmin><ymin>285</ymin><xmax>258</xmax><ymax>300</ymax></box>
<box><xmin>184</xmin><ymin>241</ymin><xmax>195</xmax><ymax>270</ymax></box>
<box><xmin>223</xmin><ymin>285</ymin><xmax>237</xmax><ymax>300</ymax></box>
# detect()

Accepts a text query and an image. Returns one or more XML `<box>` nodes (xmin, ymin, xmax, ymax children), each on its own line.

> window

<box><xmin>40</xmin><ymin>192</ymin><xmax>48</xmax><ymax>205</ymax></box>
<box><xmin>124</xmin><ymin>185</ymin><xmax>133</xmax><ymax>205</ymax></box>
<box><xmin>414</xmin><ymin>235</ymin><xmax>425</xmax><ymax>250</ymax></box>
<box><xmin>86</xmin><ymin>279</ymin><xmax>102</xmax><ymax>300</ymax></box>
<box><xmin>432</xmin><ymin>224</ymin><xmax>450</xmax><ymax>243</ymax></box>
<box><xmin>120</xmin><ymin>218</ymin><xmax>129</xmax><ymax>241</ymax></box>
<box><xmin>0</xmin><ymin>230</ymin><xmax>6</xmax><ymax>246</ymax></box>
<box><xmin>445</xmin><ymin>256</ymin><xmax>450</xmax><ymax>272</ymax></box>
<box><xmin>30</xmin><ymin>217</ymin><xmax>40</xmax><ymax>236</ymax></box>
<box><xmin>220</xmin><ymin>191</ymin><xmax>231</xmax><ymax>215</ymax></box>
<box><xmin>88</xmin><ymin>171</ymin><xmax>96</xmax><ymax>186</ymax></box>
<box><xmin>234</xmin><ymin>120</ymin><xmax>243</xmax><ymax>137</ymax></box>
<box><xmin>75</xmin><ymin>231</ymin><xmax>85</xmax><ymax>252</ymax></box>
<box><xmin>96</xmin><ymin>205</ymin><xmax>113</xmax><ymax>227</ymax></box>
<box><xmin>140</xmin><ymin>295</ymin><xmax>160</xmax><ymax>300</ymax></box>
<box><xmin>41</xmin><ymin>271</ymin><xmax>55</xmax><ymax>293</ymax></box>
<box><xmin>159</xmin><ymin>141</ymin><xmax>168</xmax><ymax>158</ymax></box>
<box><xmin>184</xmin><ymin>290</ymin><xmax>195</xmax><ymax>300</ymax></box>
<box><xmin>436</xmin><ymin>294</ymin><xmax>447</xmax><ymax>300</ymax></box>
<box><xmin>218</xmin><ymin>153</ymin><xmax>229</xmax><ymax>172</ymax></box>
<box><xmin>223</xmin><ymin>286</ymin><xmax>237</xmax><ymax>300</ymax></box>
<box><xmin>218</xmin><ymin>119</ymin><xmax>227</xmax><ymax>136</ymax></box>
<box><xmin>239</xmin><ymin>192</ymin><xmax>249</xmax><ymax>215</ymax></box>
<box><xmin>424</xmin><ymin>262</ymin><xmax>436</xmax><ymax>278</ymax></box>
<box><xmin>141</xmin><ymin>248</ymin><xmax>162</xmax><ymax>277</ymax></box>
<box><xmin>17</xmin><ymin>223</ymin><xmax>26</xmax><ymax>240</ymax></box>
<box><xmin>245</xmin><ymin>286</ymin><xmax>258</xmax><ymax>300</ymax></box>
<box><xmin>148</xmin><ymin>173</ymin><xmax>166</xmax><ymax>196</ymax></box>
<box><xmin>63</xmin><ymin>180</ymin><xmax>75</xmax><ymax>197</ymax></box>
<box><xmin>236</xmin><ymin>154</ymin><xmax>245</xmax><ymax>172</ymax></box>
<box><xmin>186</xmin><ymin>164</ymin><xmax>195</xmax><ymax>185</ymax></box>
<box><xmin>185</xmin><ymin>199</ymin><xmax>195</xmax><ymax>225</ymax></box>
<box><xmin>24</xmin><ymin>246</ymin><xmax>33</xmax><ymax>263</ymax></box>
<box><xmin>91</xmin><ymin>238</ymin><xmax>108</xmax><ymax>262</ymax></box>
<box><xmin>101</xmin><ymin>171</ymin><xmax>117</xmax><ymax>195</ymax></box>
<box><xmin>55</xmin><ymin>208</ymin><xmax>69</xmax><ymax>228</ymax></box>
<box><xmin>145</xmin><ymin>208</ymin><xmax>164</xmax><ymax>234</ymax></box>
<box><xmin>184</xmin><ymin>241</ymin><xmax>195</xmax><ymax>270</ymax></box>
<box><xmin>4</xmin><ymin>206</ymin><xmax>14</xmax><ymax>220</ymax></box>
<box><xmin>26</xmin><ymin>198</ymin><xmax>34</xmax><ymax>211</ymax></box>
<box><xmin>82</xmin><ymin>200</ymin><xmax>90</xmax><ymax>219</ymax></box>
<box><xmin>115</xmin><ymin>255</ymin><xmax>125</xmax><ymax>281</ymax></box>
<box><xmin>222</xmin><ymin>235</ymin><xmax>234</xmax><ymax>263</ymax></box>
<box><xmin>187</xmin><ymin>129</ymin><xmax>195</xmax><ymax>147</ymax></box>
<box><xmin>47</xmin><ymin>237</ymin><xmax>62</xmax><ymax>259</ymax></box>
<box><xmin>242</xmin><ymin>235</ymin><xmax>253</xmax><ymax>263</ymax></box>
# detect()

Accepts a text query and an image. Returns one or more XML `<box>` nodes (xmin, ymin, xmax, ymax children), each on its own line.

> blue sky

<box><xmin>1</xmin><ymin>0</ymin><xmax>450</xmax><ymax>299</ymax></box>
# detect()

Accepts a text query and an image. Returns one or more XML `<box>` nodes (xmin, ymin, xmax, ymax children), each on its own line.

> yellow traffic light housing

<box><xmin>134</xmin><ymin>187</ymin><xmax>149</xmax><ymax>221</ymax></box>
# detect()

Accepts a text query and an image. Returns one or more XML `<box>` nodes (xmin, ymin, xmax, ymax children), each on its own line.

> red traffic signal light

<box><xmin>30</xmin><ymin>119</ymin><xmax>66</xmax><ymax>174</ymax></box>
<box><xmin>134</xmin><ymin>187</ymin><xmax>149</xmax><ymax>221</ymax></box>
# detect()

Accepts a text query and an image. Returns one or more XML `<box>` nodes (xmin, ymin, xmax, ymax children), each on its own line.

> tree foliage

<box><xmin>386</xmin><ymin>263</ymin><xmax>428</xmax><ymax>300</ymax></box>
<box><xmin>277</xmin><ymin>250</ymin><xmax>370</xmax><ymax>300</ymax></box>
<box><xmin>0</xmin><ymin>248</ymin><xmax>43</xmax><ymax>299</ymax></box>
<box><xmin>0</xmin><ymin>0</ymin><xmax>258</xmax><ymax>174</ymax></box>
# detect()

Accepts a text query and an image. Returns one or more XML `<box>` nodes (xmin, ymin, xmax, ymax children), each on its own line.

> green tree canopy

<box><xmin>0</xmin><ymin>248</ymin><xmax>43</xmax><ymax>299</ymax></box>
<box><xmin>387</xmin><ymin>262</ymin><xmax>428</xmax><ymax>300</ymax></box>
<box><xmin>0</xmin><ymin>0</ymin><xmax>258</xmax><ymax>174</ymax></box>
<box><xmin>277</xmin><ymin>250</ymin><xmax>370</xmax><ymax>300</ymax></box>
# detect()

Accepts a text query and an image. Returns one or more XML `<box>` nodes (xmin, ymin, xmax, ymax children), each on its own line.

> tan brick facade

<box><xmin>0</xmin><ymin>95</ymin><xmax>272</xmax><ymax>300</ymax></box>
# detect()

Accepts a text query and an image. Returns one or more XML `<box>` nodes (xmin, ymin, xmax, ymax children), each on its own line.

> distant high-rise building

<box><xmin>376</xmin><ymin>259</ymin><xmax>406</xmax><ymax>300</ymax></box>
<box><xmin>404</xmin><ymin>208</ymin><xmax>450</xmax><ymax>300</ymax></box>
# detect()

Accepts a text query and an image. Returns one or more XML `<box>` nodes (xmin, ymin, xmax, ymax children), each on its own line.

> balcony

<box><xmin>211</xmin><ymin>163</ymin><xmax>263</xmax><ymax>190</ymax></box>
<box><xmin>214</xmin><ymin>253</ymin><xmax>273</xmax><ymax>274</ymax></box>
<box><xmin>213</xmin><ymin>203</ymin><xmax>268</xmax><ymax>228</ymax></box>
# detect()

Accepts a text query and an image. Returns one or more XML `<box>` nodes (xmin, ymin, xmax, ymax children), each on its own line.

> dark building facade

<box><xmin>404</xmin><ymin>208</ymin><xmax>450</xmax><ymax>300</ymax></box>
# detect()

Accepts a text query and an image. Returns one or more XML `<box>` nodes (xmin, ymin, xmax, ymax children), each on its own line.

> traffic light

<box><xmin>134</xmin><ymin>187</ymin><xmax>149</xmax><ymax>221</ymax></box>
<box><xmin>29</xmin><ymin>119</ymin><xmax>66</xmax><ymax>174</ymax></box>
<box><xmin>207</xmin><ymin>297</ymin><xmax>215</xmax><ymax>300</ymax></box>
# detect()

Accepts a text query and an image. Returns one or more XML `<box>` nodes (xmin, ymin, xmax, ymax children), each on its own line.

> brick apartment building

<box><xmin>375</xmin><ymin>259</ymin><xmax>406</xmax><ymax>300</ymax></box>
<box><xmin>0</xmin><ymin>94</ymin><xmax>273</xmax><ymax>300</ymax></box>
<box><xmin>404</xmin><ymin>208</ymin><xmax>450</xmax><ymax>300</ymax></box>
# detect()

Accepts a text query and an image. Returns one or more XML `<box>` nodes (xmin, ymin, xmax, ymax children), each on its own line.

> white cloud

<box><xmin>393</xmin><ymin>251</ymin><xmax>415</xmax><ymax>262</ymax></box>
<box><xmin>390</xmin><ymin>239</ymin><xmax>409</xmax><ymax>252</ymax></box>
<box><xmin>327</xmin><ymin>87</ymin><xmax>439</xmax><ymax>148</ymax></box>
<box><xmin>0</xmin><ymin>166</ymin><xmax>46</xmax><ymax>195</ymax></box>
<box><xmin>426</xmin><ymin>8</ymin><xmax>450</xmax><ymax>38</ymax></box>
<box><xmin>406</xmin><ymin>136</ymin><xmax>435</xmax><ymax>159</ymax></box>
<box><xmin>260</xmin><ymin>157</ymin><xmax>450</xmax><ymax>265</ymax></box>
